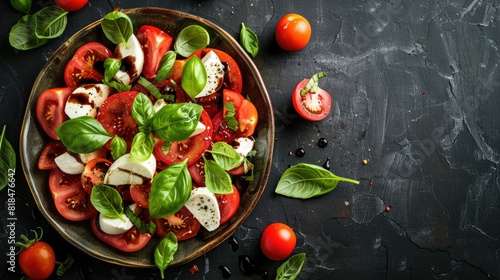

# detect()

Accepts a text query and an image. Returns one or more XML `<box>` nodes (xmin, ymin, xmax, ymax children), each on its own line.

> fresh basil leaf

<box><xmin>34</xmin><ymin>6</ymin><xmax>68</xmax><ymax>39</ymax></box>
<box><xmin>154</xmin><ymin>51</ymin><xmax>177</xmax><ymax>83</ymax></box>
<box><xmin>103</xmin><ymin>58</ymin><xmax>121</xmax><ymax>82</ymax></box>
<box><xmin>276</xmin><ymin>253</ymin><xmax>306</xmax><ymax>280</ymax></box>
<box><xmin>275</xmin><ymin>163</ymin><xmax>359</xmax><ymax>199</ymax></box>
<box><xmin>90</xmin><ymin>185</ymin><xmax>126</xmax><ymax>222</ymax></box>
<box><xmin>124</xmin><ymin>207</ymin><xmax>156</xmax><ymax>234</ymax></box>
<box><xmin>56</xmin><ymin>116</ymin><xmax>112</xmax><ymax>154</ymax></box>
<box><xmin>0</xmin><ymin>126</ymin><xmax>16</xmax><ymax>191</ymax></box>
<box><xmin>224</xmin><ymin>101</ymin><xmax>238</xmax><ymax>132</ymax></box>
<box><xmin>103</xmin><ymin>79</ymin><xmax>132</xmax><ymax>92</ymax></box>
<box><xmin>101</xmin><ymin>10</ymin><xmax>133</xmax><ymax>47</ymax></box>
<box><xmin>152</xmin><ymin>103</ymin><xmax>202</xmax><ymax>141</ymax></box>
<box><xmin>203</xmin><ymin>156</ymin><xmax>233</xmax><ymax>194</ymax></box>
<box><xmin>110</xmin><ymin>136</ymin><xmax>127</xmax><ymax>160</ymax></box>
<box><xmin>240</xmin><ymin>23</ymin><xmax>259</xmax><ymax>58</ymax></box>
<box><xmin>181</xmin><ymin>55</ymin><xmax>207</xmax><ymax>99</ymax></box>
<box><xmin>174</xmin><ymin>25</ymin><xmax>210</xmax><ymax>57</ymax></box>
<box><xmin>130</xmin><ymin>132</ymin><xmax>155</xmax><ymax>161</ymax></box>
<box><xmin>132</xmin><ymin>92</ymin><xmax>154</xmax><ymax>127</ymax></box>
<box><xmin>9</xmin><ymin>14</ymin><xmax>49</xmax><ymax>50</ymax></box>
<box><xmin>300</xmin><ymin>72</ymin><xmax>327</xmax><ymax>96</ymax></box>
<box><xmin>149</xmin><ymin>161</ymin><xmax>191</xmax><ymax>218</ymax></box>
<box><xmin>208</xmin><ymin>142</ymin><xmax>243</xmax><ymax>170</ymax></box>
<box><xmin>155</xmin><ymin>232</ymin><xmax>178</xmax><ymax>279</ymax></box>
<box><xmin>10</xmin><ymin>0</ymin><xmax>31</xmax><ymax>13</ymax></box>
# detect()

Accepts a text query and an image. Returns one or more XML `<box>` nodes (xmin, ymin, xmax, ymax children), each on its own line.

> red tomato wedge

<box><xmin>64</xmin><ymin>42</ymin><xmax>112</xmax><ymax>88</ymax></box>
<box><xmin>38</xmin><ymin>141</ymin><xmax>67</xmax><ymax>170</ymax></box>
<box><xmin>49</xmin><ymin>168</ymin><xmax>98</xmax><ymax>221</ymax></box>
<box><xmin>222</xmin><ymin>89</ymin><xmax>258</xmax><ymax>137</ymax></box>
<box><xmin>36</xmin><ymin>87</ymin><xmax>73</xmax><ymax>140</ymax></box>
<box><xmin>81</xmin><ymin>157</ymin><xmax>113</xmax><ymax>195</ymax></box>
<box><xmin>211</xmin><ymin>111</ymin><xmax>237</xmax><ymax>144</ymax></box>
<box><xmin>130</xmin><ymin>182</ymin><xmax>152</xmax><ymax>208</ymax></box>
<box><xmin>136</xmin><ymin>25</ymin><xmax>173</xmax><ymax>80</ymax></box>
<box><xmin>153</xmin><ymin>206</ymin><xmax>201</xmax><ymax>241</ymax></box>
<box><xmin>216</xmin><ymin>185</ymin><xmax>240</xmax><ymax>224</ymax></box>
<box><xmin>90</xmin><ymin>216</ymin><xmax>153</xmax><ymax>252</ymax></box>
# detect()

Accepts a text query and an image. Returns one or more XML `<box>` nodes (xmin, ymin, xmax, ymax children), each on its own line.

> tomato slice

<box><xmin>81</xmin><ymin>158</ymin><xmax>113</xmax><ymax>195</ymax></box>
<box><xmin>64</xmin><ymin>42</ymin><xmax>112</xmax><ymax>88</ymax></box>
<box><xmin>227</xmin><ymin>161</ymin><xmax>252</xmax><ymax>176</ymax></box>
<box><xmin>216</xmin><ymin>185</ymin><xmax>240</xmax><ymax>225</ymax></box>
<box><xmin>201</xmin><ymin>48</ymin><xmax>242</xmax><ymax>93</ymax></box>
<box><xmin>211</xmin><ymin>111</ymin><xmax>237</xmax><ymax>144</ymax></box>
<box><xmin>136</xmin><ymin>25</ymin><xmax>173</xmax><ymax>80</ymax></box>
<box><xmin>90</xmin><ymin>215</ymin><xmax>153</xmax><ymax>253</ymax></box>
<box><xmin>197</xmin><ymin>92</ymin><xmax>221</xmax><ymax>118</ymax></box>
<box><xmin>292</xmin><ymin>79</ymin><xmax>332</xmax><ymax>121</ymax></box>
<box><xmin>96</xmin><ymin>91</ymin><xmax>140</xmax><ymax>145</ymax></box>
<box><xmin>130</xmin><ymin>182</ymin><xmax>151</xmax><ymax>208</ymax></box>
<box><xmin>222</xmin><ymin>89</ymin><xmax>258</xmax><ymax>137</ymax></box>
<box><xmin>188</xmin><ymin>158</ymin><xmax>205</xmax><ymax>186</ymax></box>
<box><xmin>36</xmin><ymin>87</ymin><xmax>73</xmax><ymax>140</ymax></box>
<box><xmin>153</xmin><ymin>206</ymin><xmax>201</xmax><ymax>241</ymax></box>
<box><xmin>38</xmin><ymin>141</ymin><xmax>67</xmax><ymax>170</ymax></box>
<box><xmin>153</xmin><ymin>110</ymin><xmax>212</xmax><ymax>166</ymax></box>
<box><xmin>49</xmin><ymin>168</ymin><xmax>98</xmax><ymax>221</ymax></box>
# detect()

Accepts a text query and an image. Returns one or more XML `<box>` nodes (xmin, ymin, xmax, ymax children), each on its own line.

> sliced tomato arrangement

<box><xmin>154</xmin><ymin>206</ymin><xmax>201</xmax><ymax>241</ymax></box>
<box><xmin>36</xmin><ymin>87</ymin><xmax>73</xmax><ymax>140</ymax></box>
<box><xmin>136</xmin><ymin>25</ymin><xmax>173</xmax><ymax>80</ymax></box>
<box><xmin>97</xmin><ymin>91</ymin><xmax>140</xmax><ymax>144</ymax></box>
<box><xmin>64</xmin><ymin>42</ymin><xmax>112</xmax><ymax>88</ymax></box>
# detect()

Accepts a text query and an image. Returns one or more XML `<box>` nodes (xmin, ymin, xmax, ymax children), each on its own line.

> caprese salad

<box><xmin>35</xmin><ymin>10</ymin><xmax>258</xmax><ymax>253</ymax></box>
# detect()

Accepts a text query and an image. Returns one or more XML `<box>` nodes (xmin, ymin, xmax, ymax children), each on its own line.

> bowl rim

<box><xmin>20</xmin><ymin>7</ymin><xmax>274</xmax><ymax>268</ymax></box>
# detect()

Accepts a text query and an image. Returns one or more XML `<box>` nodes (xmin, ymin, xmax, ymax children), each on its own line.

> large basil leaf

<box><xmin>275</xmin><ymin>163</ymin><xmax>359</xmax><ymax>199</ymax></box>
<box><xmin>101</xmin><ymin>10</ymin><xmax>133</xmax><ymax>47</ymax></box>
<box><xmin>90</xmin><ymin>185</ymin><xmax>126</xmax><ymax>222</ymax></box>
<box><xmin>130</xmin><ymin>132</ymin><xmax>155</xmax><ymax>161</ymax></box>
<box><xmin>155</xmin><ymin>232</ymin><xmax>178</xmax><ymax>279</ymax></box>
<box><xmin>56</xmin><ymin>116</ymin><xmax>112</xmax><ymax>154</ymax></box>
<box><xmin>9</xmin><ymin>14</ymin><xmax>49</xmax><ymax>50</ymax></box>
<box><xmin>34</xmin><ymin>6</ymin><xmax>68</xmax><ymax>39</ymax></box>
<box><xmin>181</xmin><ymin>55</ymin><xmax>207</xmax><ymax>99</ymax></box>
<box><xmin>276</xmin><ymin>253</ymin><xmax>306</xmax><ymax>280</ymax></box>
<box><xmin>208</xmin><ymin>142</ymin><xmax>243</xmax><ymax>170</ymax></box>
<box><xmin>132</xmin><ymin>92</ymin><xmax>154</xmax><ymax>127</ymax></box>
<box><xmin>152</xmin><ymin>103</ymin><xmax>202</xmax><ymax>141</ymax></box>
<box><xmin>174</xmin><ymin>25</ymin><xmax>210</xmax><ymax>57</ymax></box>
<box><xmin>154</xmin><ymin>51</ymin><xmax>177</xmax><ymax>83</ymax></box>
<box><xmin>203</xmin><ymin>157</ymin><xmax>233</xmax><ymax>194</ymax></box>
<box><xmin>240</xmin><ymin>23</ymin><xmax>259</xmax><ymax>58</ymax></box>
<box><xmin>149</xmin><ymin>161</ymin><xmax>191</xmax><ymax>218</ymax></box>
<box><xmin>0</xmin><ymin>126</ymin><xmax>16</xmax><ymax>191</ymax></box>
<box><xmin>10</xmin><ymin>0</ymin><xmax>31</xmax><ymax>13</ymax></box>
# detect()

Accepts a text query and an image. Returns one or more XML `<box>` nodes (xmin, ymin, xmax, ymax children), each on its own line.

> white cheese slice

<box><xmin>114</xmin><ymin>34</ymin><xmax>144</xmax><ymax>85</ymax></box>
<box><xmin>103</xmin><ymin>153</ymin><xmax>156</xmax><ymax>185</ymax></box>
<box><xmin>195</xmin><ymin>50</ymin><xmax>224</xmax><ymax>98</ymax></box>
<box><xmin>54</xmin><ymin>152</ymin><xmax>84</xmax><ymax>175</ymax></box>
<box><xmin>184</xmin><ymin>187</ymin><xmax>221</xmax><ymax>231</ymax></box>
<box><xmin>64</xmin><ymin>84</ymin><xmax>114</xmax><ymax>119</ymax></box>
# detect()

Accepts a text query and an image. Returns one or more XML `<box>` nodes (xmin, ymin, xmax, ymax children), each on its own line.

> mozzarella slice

<box><xmin>184</xmin><ymin>187</ymin><xmax>221</xmax><ymax>231</ymax></box>
<box><xmin>114</xmin><ymin>34</ymin><xmax>144</xmax><ymax>85</ymax></box>
<box><xmin>195</xmin><ymin>50</ymin><xmax>224</xmax><ymax>98</ymax></box>
<box><xmin>189</xmin><ymin>121</ymin><xmax>206</xmax><ymax>138</ymax></box>
<box><xmin>98</xmin><ymin>204</ymin><xmax>137</xmax><ymax>235</ymax></box>
<box><xmin>153</xmin><ymin>99</ymin><xmax>167</xmax><ymax>112</ymax></box>
<box><xmin>64</xmin><ymin>84</ymin><xmax>114</xmax><ymax>119</ymax></box>
<box><xmin>103</xmin><ymin>153</ymin><xmax>156</xmax><ymax>185</ymax></box>
<box><xmin>54</xmin><ymin>152</ymin><xmax>84</xmax><ymax>175</ymax></box>
<box><xmin>233</xmin><ymin>137</ymin><xmax>255</xmax><ymax>157</ymax></box>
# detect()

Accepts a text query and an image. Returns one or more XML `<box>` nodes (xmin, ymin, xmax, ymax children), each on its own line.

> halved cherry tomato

<box><xmin>49</xmin><ymin>168</ymin><xmax>98</xmax><ymax>221</ymax></box>
<box><xmin>188</xmin><ymin>158</ymin><xmax>205</xmax><ymax>186</ymax></box>
<box><xmin>36</xmin><ymin>87</ymin><xmax>73</xmax><ymax>140</ymax></box>
<box><xmin>64</xmin><ymin>42</ymin><xmax>112</xmax><ymax>88</ymax></box>
<box><xmin>222</xmin><ymin>89</ymin><xmax>258</xmax><ymax>137</ymax></box>
<box><xmin>136</xmin><ymin>25</ymin><xmax>173</xmax><ymax>80</ymax></box>
<box><xmin>216</xmin><ymin>185</ymin><xmax>240</xmax><ymax>224</ymax></box>
<box><xmin>130</xmin><ymin>182</ymin><xmax>151</xmax><ymax>208</ymax></box>
<box><xmin>292</xmin><ymin>78</ymin><xmax>332</xmax><ymax>121</ymax></box>
<box><xmin>211</xmin><ymin>111</ymin><xmax>237</xmax><ymax>144</ymax></box>
<box><xmin>55</xmin><ymin>0</ymin><xmax>88</xmax><ymax>12</ymax></box>
<box><xmin>275</xmin><ymin>14</ymin><xmax>312</xmax><ymax>52</ymax></box>
<box><xmin>153</xmin><ymin>206</ymin><xmax>201</xmax><ymax>241</ymax></box>
<box><xmin>18</xmin><ymin>234</ymin><xmax>56</xmax><ymax>280</ymax></box>
<box><xmin>90</xmin><ymin>216</ymin><xmax>153</xmax><ymax>252</ymax></box>
<box><xmin>38</xmin><ymin>141</ymin><xmax>67</xmax><ymax>170</ymax></box>
<box><xmin>260</xmin><ymin>222</ymin><xmax>296</xmax><ymax>260</ymax></box>
<box><xmin>81</xmin><ymin>158</ymin><xmax>113</xmax><ymax>194</ymax></box>
<box><xmin>97</xmin><ymin>91</ymin><xmax>139</xmax><ymax>145</ymax></box>
<box><xmin>153</xmin><ymin>110</ymin><xmax>212</xmax><ymax>166</ymax></box>
<box><xmin>222</xmin><ymin>89</ymin><xmax>244</xmax><ymax>117</ymax></box>
<box><xmin>201</xmin><ymin>48</ymin><xmax>243</xmax><ymax>93</ymax></box>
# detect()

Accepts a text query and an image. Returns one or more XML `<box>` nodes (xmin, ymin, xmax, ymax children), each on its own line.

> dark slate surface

<box><xmin>1</xmin><ymin>0</ymin><xmax>499</xmax><ymax>279</ymax></box>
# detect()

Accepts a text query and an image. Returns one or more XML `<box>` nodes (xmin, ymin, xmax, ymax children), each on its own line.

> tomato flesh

<box><xmin>216</xmin><ymin>185</ymin><xmax>240</xmax><ymax>224</ymax></box>
<box><xmin>19</xmin><ymin>241</ymin><xmax>56</xmax><ymax>280</ymax></box>
<box><xmin>130</xmin><ymin>182</ymin><xmax>152</xmax><ymax>208</ymax></box>
<box><xmin>260</xmin><ymin>223</ymin><xmax>297</xmax><ymax>260</ymax></box>
<box><xmin>292</xmin><ymin>79</ymin><xmax>332</xmax><ymax>121</ymax></box>
<box><xmin>211</xmin><ymin>111</ymin><xmax>237</xmax><ymax>144</ymax></box>
<box><xmin>64</xmin><ymin>42</ymin><xmax>112</xmax><ymax>88</ymax></box>
<box><xmin>81</xmin><ymin>158</ymin><xmax>113</xmax><ymax>194</ymax></box>
<box><xmin>275</xmin><ymin>13</ymin><xmax>312</xmax><ymax>52</ymax></box>
<box><xmin>91</xmin><ymin>215</ymin><xmax>153</xmax><ymax>252</ymax></box>
<box><xmin>137</xmin><ymin>25</ymin><xmax>173</xmax><ymax>80</ymax></box>
<box><xmin>154</xmin><ymin>206</ymin><xmax>201</xmax><ymax>241</ymax></box>
<box><xmin>38</xmin><ymin>141</ymin><xmax>67</xmax><ymax>170</ymax></box>
<box><xmin>36</xmin><ymin>87</ymin><xmax>73</xmax><ymax>140</ymax></box>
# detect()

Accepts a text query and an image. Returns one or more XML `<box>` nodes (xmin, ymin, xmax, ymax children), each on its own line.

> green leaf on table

<box><xmin>0</xmin><ymin>126</ymin><xmax>16</xmax><ymax>191</ymax></box>
<box><xmin>239</xmin><ymin>22</ymin><xmax>259</xmax><ymax>58</ymax></box>
<box><xmin>276</xmin><ymin>253</ymin><xmax>306</xmax><ymax>280</ymax></box>
<box><xmin>10</xmin><ymin>0</ymin><xmax>31</xmax><ymax>13</ymax></box>
<box><xmin>34</xmin><ymin>6</ymin><xmax>68</xmax><ymax>39</ymax></box>
<box><xmin>9</xmin><ymin>14</ymin><xmax>49</xmax><ymax>50</ymax></box>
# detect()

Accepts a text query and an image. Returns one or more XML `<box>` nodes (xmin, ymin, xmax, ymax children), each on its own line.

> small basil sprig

<box><xmin>101</xmin><ymin>10</ymin><xmax>133</xmax><ymax>47</ymax></box>
<box><xmin>124</xmin><ymin>207</ymin><xmax>156</xmax><ymax>234</ymax></box>
<box><xmin>240</xmin><ymin>23</ymin><xmax>259</xmax><ymax>58</ymax></box>
<box><xmin>10</xmin><ymin>0</ymin><xmax>31</xmax><ymax>13</ymax></box>
<box><xmin>149</xmin><ymin>160</ymin><xmax>192</xmax><ymax>218</ymax></box>
<box><xmin>276</xmin><ymin>253</ymin><xmax>306</xmax><ymax>280</ymax></box>
<box><xmin>300</xmin><ymin>72</ymin><xmax>327</xmax><ymax>96</ymax></box>
<box><xmin>90</xmin><ymin>185</ymin><xmax>126</xmax><ymax>222</ymax></box>
<box><xmin>0</xmin><ymin>126</ymin><xmax>16</xmax><ymax>191</ymax></box>
<box><xmin>155</xmin><ymin>232</ymin><xmax>178</xmax><ymax>279</ymax></box>
<box><xmin>56</xmin><ymin>116</ymin><xmax>112</xmax><ymax>154</ymax></box>
<box><xmin>275</xmin><ymin>163</ymin><xmax>359</xmax><ymax>199</ymax></box>
<box><xmin>181</xmin><ymin>56</ymin><xmax>207</xmax><ymax>99</ymax></box>
<box><xmin>154</xmin><ymin>51</ymin><xmax>177</xmax><ymax>83</ymax></box>
<box><xmin>224</xmin><ymin>101</ymin><xmax>238</xmax><ymax>131</ymax></box>
<box><xmin>137</xmin><ymin>77</ymin><xmax>174</xmax><ymax>101</ymax></box>
<box><xmin>203</xmin><ymin>156</ymin><xmax>233</xmax><ymax>194</ymax></box>
<box><xmin>174</xmin><ymin>25</ymin><xmax>210</xmax><ymax>57</ymax></box>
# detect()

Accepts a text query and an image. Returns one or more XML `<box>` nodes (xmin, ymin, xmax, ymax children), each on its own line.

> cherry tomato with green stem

<box><xmin>17</xmin><ymin>228</ymin><xmax>56</xmax><ymax>280</ymax></box>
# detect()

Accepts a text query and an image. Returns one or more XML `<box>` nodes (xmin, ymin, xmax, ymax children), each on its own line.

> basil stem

<box><xmin>90</xmin><ymin>185</ymin><xmax>126</xmax><ymax>222</ymax></box>
<box><xmin>181</xmin><ymin>55</ymin><xmax>207</xmax><ymax>99</ymax></box>
<box><xmin>224</xmin><ymin>101</ymin><xmax>238</xmax><ymax>131</ymax></box>
<box><xmin>137</xmin><ymin>77</ymin><xmax>173</xmax><ymax>101</ymax></box>
<box><xmin>300</xmin><ymin>72</ymin><xmax>327</xmax><ymax>96</ymax></box>
<box><xmin>56</xmin><ymin>116</ymin><xmax>112</xmax><ymax>154</ymax></box>
<box><xmin>174</xmin><ymin>25</ymin><xmax>210</xmax><ymax>57</ymax></box>
<box><xmin>152</xmin><ymin>103</ymin><xmax>202</xmax><ymax>141</ymax></box>
<box><xmin>10</xmin><ymin>0</ymin><xmax>31</xmax><ymax>13</ymax></box>
<box><xmin>149</xmin><ymin>161</ymin><xmax>192</xmax><ymax>218</ymax></box>
<box><xmin>275</xmin><ymin>163</ymin><xmax>359</xmax><ymax>199</ymax></box>
<box><xmin>154</xmin><ymin>51</ymin><xmax>177</xmax><ymax>83</ymax></box>
<box><xmin>0</xmin><ymin>126</ymin><xmax>16</xmax><ymax>191</ymax></box>
<box><xmin>101</xmin><ymin>10</ymin><xmax>133</xmax><ymax>47</ymax></box>
<box><xmin>276</xmin><ymin>253</ymin><xmax>306</xmax><ymax>280</ymax></box>
<box><xmin>240</xmin><ymin>23</ymin><xmax>259</xmax><ymax>58</ymax></box>
<box><xmin>154</xmin><ymin>232</ymin><xmax>178</xmax><ymax>279</ymax></box>
<box><xmin>34</xmin><ymin>6</ymin><xmax>68</xmax><ymax>39</ymax></box>
<box><xmin>110</xmin><ymin>136</ymin><xmax>127</xmax><ymax>160</ymax></box>
<box><xmin>203</xmin><ymin>156</ymin><xmax>233</xmax><ymax>194</ymax></box>
<box><xmin>208</xmin><ymin>142</ymin><xmax>243</xmax><ymax>170</ymax></box>
<box><xmin>9</xmin><ymin>14</ymin><xmax>49</xmax><ymax>50</ymax></box>
<box><xmin>130</xmin><ymin>132</ymin><xmax>155</xmax><ymax>161</ymax></box>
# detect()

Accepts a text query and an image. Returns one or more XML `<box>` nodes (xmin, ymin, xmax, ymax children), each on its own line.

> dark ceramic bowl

<box><xmin>20</xmin><ymin>7</ymin><xmax>274</xmax><ymax>268</ymax></box>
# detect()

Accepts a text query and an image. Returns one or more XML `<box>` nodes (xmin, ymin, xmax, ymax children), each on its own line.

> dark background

<box><xmin>1</xmin><ymin>0</ymin><xmax>500</xmax><ymax>279</ymax></box>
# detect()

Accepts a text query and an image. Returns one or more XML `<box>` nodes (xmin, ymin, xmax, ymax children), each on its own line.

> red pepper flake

<box><xmin>188</xmin><ymin>265</ymin><xmax>199</xmax><ymax>275</ymax></box>
<box><xmin>421</xmin><ymin>91</ymin><xmax>425</xmax><ymax>95</ymax></box>
<box><xmin>385</xmin><ymin>205</ymin><xmax>392</xmax><ymax>212</ymax></box>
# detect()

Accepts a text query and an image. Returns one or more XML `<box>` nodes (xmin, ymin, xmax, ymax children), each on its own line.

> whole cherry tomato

<box><xmin>17</xmin><ymin>228</ymin><xmax>56</xmax><ymax>280</ymax></box>
<box><xmin>260</xmin><ymin>222</ymin><xmax>296</xmax><ymax>260</ymax></box>
<box><xmin>55</xmin><ymin>0</ymin><xmax>88</xmax><ymax>12</ymax></box>
<box><xmin>275</xmin><ymin>13</ymin><xmax>312</xmax><ymax>51</ymax></box>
